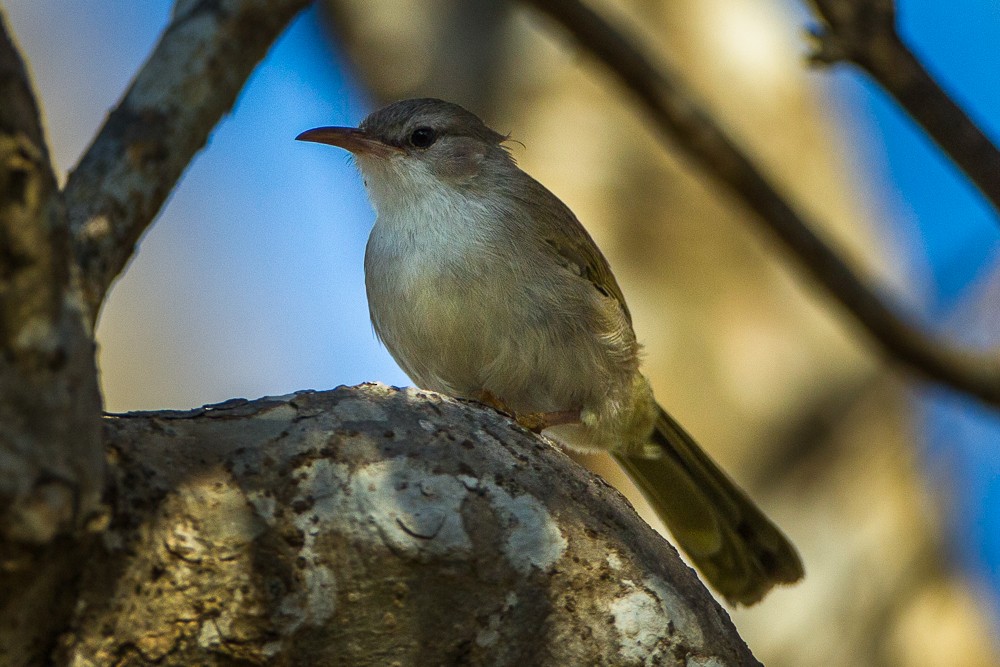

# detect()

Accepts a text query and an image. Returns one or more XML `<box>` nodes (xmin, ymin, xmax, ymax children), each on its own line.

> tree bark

<box><xmin>0</xmin><ymin>14</ymin><xmax>105</xmax><ymax>661</ymax></box>
<box><xmin>55</xmin><ymin>384</ymin><xmax>759</xmax><ymax>666</ymax></box>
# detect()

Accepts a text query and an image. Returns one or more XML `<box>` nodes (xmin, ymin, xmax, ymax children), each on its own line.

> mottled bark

<box><xmin>0</xmin><ymin>17</ymin><xmax>104</xmax><ymax>663</ymax></box>
<box><xmin>57</xmin><ymin>385</ymin><xmax>759</xmax><ymax>666</ymax></box>
<box><xmin>0</xmin><ymin>1</ymin><xmax>311</xmax><ymax>662</ymax></box>
<box><xmin>0</xmin><ymin>9</ymin><xmax>103</xmax><ymax>543</ymax></box>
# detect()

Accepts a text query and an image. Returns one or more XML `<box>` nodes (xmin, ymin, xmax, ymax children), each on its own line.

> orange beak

<box><xmin>295</xmin><ymin>127</ymin><xmax>400</xmax><ymax>157</ymax></box>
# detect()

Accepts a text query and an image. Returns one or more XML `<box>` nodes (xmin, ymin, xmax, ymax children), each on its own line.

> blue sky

<box><xmin>862</xmin><ymin>2</ymin><xmax>1000</xmax><ymax>308</ymax></box>
<box><xmin>858</xmin><ymin>1</ymin><xmax>1000</xmax><ymax>606</ymax></box>
<box><xmin>5</xmin><ymin>1</ymin><xmax>408</xmax><ymax>408</ymax></box>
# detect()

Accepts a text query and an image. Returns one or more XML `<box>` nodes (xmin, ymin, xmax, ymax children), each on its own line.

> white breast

<box><xmin>362</xmin><ymin>156</ymin><xmax>512</xmax><ymax>396</ymax></box>
<box><xmin>358</xmin><ymin>154</ymin><xmax>640</xmax><ymax>432</ymax></box>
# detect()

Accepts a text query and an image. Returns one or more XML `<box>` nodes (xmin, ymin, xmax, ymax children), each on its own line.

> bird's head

<box><xmin>297</xmin><ymin>98</ymin><xmax>514</xmax><ymax>215</ymax></box>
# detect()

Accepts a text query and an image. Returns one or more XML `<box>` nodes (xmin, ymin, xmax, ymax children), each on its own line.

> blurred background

<box><xmin>4</xmin><ymin>0</ymin><xmax>999</xmax><ymax>664</ymax></box>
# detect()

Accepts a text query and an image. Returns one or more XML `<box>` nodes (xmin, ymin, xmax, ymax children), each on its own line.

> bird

<box><xmin>297</xmin><ymin>98</ymin><xmax>803</xmax><ymax>605</ymax></box>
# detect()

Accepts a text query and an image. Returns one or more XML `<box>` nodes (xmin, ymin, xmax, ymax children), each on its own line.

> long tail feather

<box><xmin>613</xmin><ymin>405</ymin><xmax>803</xmax><ymax>605</ymax></box>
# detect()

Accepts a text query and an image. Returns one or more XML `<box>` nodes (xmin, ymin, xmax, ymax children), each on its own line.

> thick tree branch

<box><xmin>521</xmin><ymin>0</ymin><xmax>1000</xmax><ymax>408</ymax></box>
<box><xmin>49</xmin><ymin>386</ymin><xmax>760</xmax><ymax>666</ymax></box>
<box><xmin>0</xmin><ymin>13</ymin><xmax>49</xmax><ymax>156</ymax></box>
<box><xmin>0</xmin><ymin>11</ymin><xmax>59</xmax><ymax>360</ymax></box>
<box><xmin>0</xmin><ymin>12</ymin><xmax>102</xmax><ymax>543</ymax></box>
<box><xmin>0</xmin><ymin>15</ymin><xmax>105</xmax><ymax>658</ymax></box>
<box><xmin>64</xmin><ymin>0</ymin><xmax>311</xmax><ymax>323</ymax></box>
<box><xmin>807</xmin><ymin>0</ymin><xmax>1000</xmax><ymax>221</ymax></box>
<box><xmin>5</xmin><ymin>2</ymin><xmax>322</xmax><ymax>655</ymax></box>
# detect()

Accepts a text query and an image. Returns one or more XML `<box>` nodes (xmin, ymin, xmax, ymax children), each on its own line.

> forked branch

<box><xmin>0</xmin><ymin>12</ymin><xmax>103</xmax><ymax>547</ymax></box>
<box><xmin>64</xmin><ymin>0</ymin><xmax>311</xmax><ymax>323</ymax></box>
<box><xmin>808</xmin><ymin>0</ymin><xmax>1000</xmax><ymax>222</ymax></box>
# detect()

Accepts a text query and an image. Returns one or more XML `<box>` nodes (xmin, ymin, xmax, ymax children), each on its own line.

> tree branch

<box><xmin>0</xmin><ymin>11</ymin><xmax>103</xmax><ymax>545</ymax></box>
<box><xmin>0</xmin><ymin>16</ymin><xmax>105</xmax><ymax>658</ymax></box>
<box><xmin>807</xmin><ymin>0</ymin><xmax>1000</xmax><ymax>221</ymax></box>
<box><xmin>49</xmin><ymin>386</ymin><xmax>760</xmax><ymax>666</ymax></box>
<box><xmin>0</xmin><ymin>12</ymin><xmax>49</xmax><ymax>156</ymax></box>
<box><xmin>0</xmin><ymin>10</ymin><xmax>59</xmax><ymax>359</ymax></box>
<box><xmin>63</xmin><ymin>0</ymin><xmax>311</xmax><ymax>323</ymax></box>
<box><xmin>521</xmin><ymin>0</ymin><xmax>1000</xmax><ymax>408</ymax></box>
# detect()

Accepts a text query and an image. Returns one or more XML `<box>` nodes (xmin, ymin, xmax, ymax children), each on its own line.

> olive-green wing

<box><xmin>516</xmin><ymin>174</ymin><xmax>632</xmax><ymax>324</ymax></box>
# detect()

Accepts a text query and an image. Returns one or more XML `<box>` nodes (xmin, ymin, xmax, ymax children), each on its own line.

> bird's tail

<box><xmin>612</xmin><ymin>405</ymin><xmax>803</xmax><ymax>605</ymax></box>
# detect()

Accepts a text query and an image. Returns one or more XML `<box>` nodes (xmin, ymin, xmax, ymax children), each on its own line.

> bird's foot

<box><xmin>473</xmin><ymin>391</ymin><xmax>579</xmax><ymax>434</ymax></box>
<box><xmin>514</xmin><ymin>409</ymin><xmax>580</xmax><ymax>433</ymax></box>
<box><xmin>474</xmin><ymin>389</ymin><xmax>515</xmax><ymax>416</ymax></box>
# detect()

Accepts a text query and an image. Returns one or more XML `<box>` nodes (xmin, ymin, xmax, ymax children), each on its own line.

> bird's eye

<box><xmin>409</xmin><ymin>127</ymin><xmax>437</xmax><ymax>149</ymax></box>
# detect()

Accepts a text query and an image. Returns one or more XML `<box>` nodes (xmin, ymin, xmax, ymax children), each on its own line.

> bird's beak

<box><xmin>295</xmin><ymin>126</ymin><xmax>400</xmax><ymax>157</ymax></box>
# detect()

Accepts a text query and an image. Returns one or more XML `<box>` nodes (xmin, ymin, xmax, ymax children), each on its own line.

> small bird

<box><xmin>298</xmin><ymin>98</ymin><xmax>803</xmax><ymax>604</ymax></box>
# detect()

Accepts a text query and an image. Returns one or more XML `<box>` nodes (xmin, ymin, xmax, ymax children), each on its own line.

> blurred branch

<box><xmin>0</xmin><ymin>11</ymin><xmax>103</xmax><ymax>546</ymax></box>
<box><xmin>320</xmin><ymin>0</ymin><xmax>512</xmax><ymax>112</ymax></box>
<box><xmin>0</xmin><ymin>14</ymin><xmax>104</xmax><ymax>657</ymax></box>
<box><xmin>0</xmin><ymin>10</ymin><xmax>59</xmax><ymax>355</ymax></box>
<box><xmin>0</xmin><ymin>12</ymin><xmax>50</xmax><ymax>158</ymax></box>
<box><xmin>521</xmin><ymin>0</ymin><xmax>1000</xmax><ymax>408</ymax></box>
<box><xmin>807</xmin><ymin>0</ymin><xmax>1000</xmax><ymax>221</ymax></box>
<box><xmin>63</xmin><ymin>0</ymin><xmax>311</xmax><ymax>324</ymax></box>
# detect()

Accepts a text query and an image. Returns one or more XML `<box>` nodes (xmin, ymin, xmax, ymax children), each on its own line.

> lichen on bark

<box><xmin>57</xmin><ymin>384</ymin><xmax>759</xmax><ymax>666</ymax></box>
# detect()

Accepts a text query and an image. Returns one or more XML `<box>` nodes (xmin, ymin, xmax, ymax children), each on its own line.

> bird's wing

<box><xmin>520</xmin><ymin>176</ymin><xmax>633</xmax><ymax>325</ymax></box>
